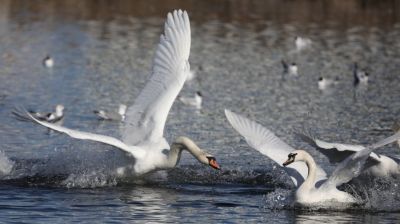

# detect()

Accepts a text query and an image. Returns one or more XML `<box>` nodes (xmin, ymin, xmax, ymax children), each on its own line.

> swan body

<box><xmin>18</xmin><ymin>10</ymin><xmax>220</xmax><ymax>176</ymax></box>
<box><xmin>178</xmin><ymin>91</ymin><xmax>202</xmax><ymax>109</ymax></box>
<box><xmin>286</xmin><ymin>150</ymin><xmax>356</xmax><ymax>204</ymax></box>
<box><xmin>298</xmin><ymin>133</ymin><xmax>400</xmax><ymax>178</ymax></box>
<box><xmin>225</xmin><ymin>109</ymin><xmax>400</xmax><ymax>205</ymax></box>
<box><xmin>93</xmin><ymin>104</ymin><xmax>127</xmax><ymax>121</ymax></box>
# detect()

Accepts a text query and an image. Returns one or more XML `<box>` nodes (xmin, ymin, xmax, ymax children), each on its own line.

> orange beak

<box><xmin>209</xmin><ymin>159</ymin><xmax>220</xmax><ymax>170</ymax></box>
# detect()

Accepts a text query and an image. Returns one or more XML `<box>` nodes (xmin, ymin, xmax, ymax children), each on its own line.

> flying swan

<box><xmin>225</xmin><ymin>109</ymin><xmax>400</xmax><ymax>205</ymax></box>
<box><xmin>17</xmin><ymin>10</ymin><xmax>220</xmax><ymax>176</ymax></box>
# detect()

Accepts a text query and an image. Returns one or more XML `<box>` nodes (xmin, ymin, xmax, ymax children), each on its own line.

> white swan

<box><xmin>93</xmin><ymin>104</ymin><xmax>127</xmax><ymax>121</ymax></box>
<box><xmin>17</xmin><ymin>10</ymin><xmax>220</xmax><ymax>176</ymax></box>
<box><xmin>225</xmin><ymin>109</ymin><xmax>400</xmax><ymax>205</ymax></box>
<box><xmin>297</xmin><ymin>132</ymin><xmax>400</xmax><ymax>178</ymax></box>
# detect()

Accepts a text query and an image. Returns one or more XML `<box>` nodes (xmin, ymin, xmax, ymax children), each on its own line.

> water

<box><xmin>0</xmin><ymin>0</ymin><xmax>400</xmax><ymax>222</ymax></box>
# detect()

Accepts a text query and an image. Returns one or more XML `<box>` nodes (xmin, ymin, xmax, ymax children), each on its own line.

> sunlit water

<box><xmin>0</xmin><ymin>1</ymin><xmax>400</xmax><ymax>223</ymax></box>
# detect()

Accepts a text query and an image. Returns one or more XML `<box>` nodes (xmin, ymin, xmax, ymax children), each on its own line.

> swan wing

<box><xmin>298</xmin><ymin>132</ymin><xmax>381</xmax><ymax>163</ymax></box>
<box><xmin>20</xmin><ymin>109</ymin><xmax>146</xmax><ymax>159</ymax></box>
<box><xmin>225</xmin><ymin>109</ymin><xmax>327</xmax><ymax>187</ymax></box>
<box><xmin>122</xmin><ymin>10</ymin><xmax>191</xmax><ymax>145</ymax></box>
<box><xmin>321</xmin><ymin>130</ymin><xmax>400</xmax><ymax>188</ymax></box>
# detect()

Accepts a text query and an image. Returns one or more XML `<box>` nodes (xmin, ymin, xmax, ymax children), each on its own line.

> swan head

<box><xmin>283</xmin><ymin>152</ymin><xmax>298</xmax><ymax>166</ymax></box>
<box><xmin>205</xmin><ymin>155</ymin><xmax>220</xmax><ymax>170</ymax></box>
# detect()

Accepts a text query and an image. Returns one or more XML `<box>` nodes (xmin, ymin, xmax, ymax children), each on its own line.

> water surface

<box><xmin>0</xmin><ymin>0</ymin><xmax>400</xmax><ymax>223</ymax></box>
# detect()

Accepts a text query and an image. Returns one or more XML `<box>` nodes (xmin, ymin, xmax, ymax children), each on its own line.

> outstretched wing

<box><xmin>321</xmin><ymin>130</ymin><xmax>400</xmax><ymax>188</ymax></box>
<box><xmin>18</xmin><ymin>109</ymin><xmax>146</xmax><ymax>159</ymax></box>
<box><xmin>297</xmin><ymin>132</ymin><xmax>381</xmax><ymax>163</ymax></box>
<box><xmin>122</xmin><ymin>10</ymin><xmax>191</xmax><ymax>145</ymax></box>
<box><xmin>225</xmin><ymin>109</ymin><xmax>327</xmax><ymax>187</ymax></box>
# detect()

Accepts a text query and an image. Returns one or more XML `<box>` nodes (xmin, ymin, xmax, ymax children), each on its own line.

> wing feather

<box><xmin>225</xmin><ymin>109</ymin><xmax>327</xmax><ymax>187</ymax></box>
<box><xmin>322</xmin><ymin>130</ymin><xmax>400</xmax><ymax>188</ymax></box>
<box><xmin>123</xmin><ymin>10</ymin><xmax>191</xmax><ymax>145</ymax></box>
<box><xmin>19</xmin><ymin>109</ymin><xmax>146</xmax><ymax>159</ymax></box>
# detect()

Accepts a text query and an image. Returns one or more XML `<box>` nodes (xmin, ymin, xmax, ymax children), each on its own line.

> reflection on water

<box><xmin>0</xmin><ymin>0</ymin><xmax>400</xmax><ymax>223</ymax></box>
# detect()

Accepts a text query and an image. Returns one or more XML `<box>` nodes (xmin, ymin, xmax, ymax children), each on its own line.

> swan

<box><xmin>297</xmin><ymin>132</ymin><xmax>400</xmax><ymax>178</ymax></box>
<box><xmin>225</xmin><ymin>109</ymin><xmax>400</xmax><ymax>205</ymax></box>
<box><xmin>13</xmin><ymin>104</ymin><xmax>64</xmax><ymax>123</ymax></box>
<box><xmin>16</xmin><ymin>10</ymin><xmax>220</xmax><ymax>176</ymax></box>
<box><xmin>93</xmin><ymin>104</ymin><xmax>127</xmax><ymax>121</ymax></box>
<box><xmin>178</xmin><ymin>91</ymin><xmax>202</xmax><ymax>109</ymax></box>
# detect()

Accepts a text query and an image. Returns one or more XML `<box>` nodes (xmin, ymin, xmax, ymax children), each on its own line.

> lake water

<box><xmin>0</xmin><ymin>0</ymin><xmax>400</xmax><ymax>223</ymax></box>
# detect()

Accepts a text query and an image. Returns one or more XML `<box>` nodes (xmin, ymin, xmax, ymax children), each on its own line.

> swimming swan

<box><xmin>225</xmin><ymin>109</ymin><xmax>400</xmax><ymax>205</ymax></box>
<box><xmin>17</xmin><ymin>10</ymin><xmax>220</xmax><ymax>176</ymax></box>
<box><xmin>297</xmin><ymin>132</ymin><xmax>400</xmax><ymax>178</ymax></box>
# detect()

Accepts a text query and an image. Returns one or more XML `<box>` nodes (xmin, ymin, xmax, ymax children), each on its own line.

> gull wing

<box><xmin>297</xmin><ymin>132</ymin><xmax>381</xmax><ymax>163</ymax></box>
<box><xmin>321</xmin><ymin>130</ymin><xmax>400</xmax><ymax>188</ymax></box>
<box><xmin>122</xmin><ymin>10</ymin><xmax>191</xmax><ymax>145</ymax></box>
<box><xmin>20</xmin><ymin>109</ymin><xmax>146</xmax><ymax>159</ymax></box>
<box><xmin>225</xmin><ymin>109</ymin><xmax>327</xmax><ymax>187</ymax></box>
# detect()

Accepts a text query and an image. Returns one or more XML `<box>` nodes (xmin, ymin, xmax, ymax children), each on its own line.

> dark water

<box><xmin>0</xmin><ymin>0</ymin><xmax>400</xmax><ymax>223</ymax></box>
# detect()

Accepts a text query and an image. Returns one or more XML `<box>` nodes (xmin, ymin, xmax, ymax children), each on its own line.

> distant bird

<box><xmin>178</xmin><ymin>91</ymin><xmax>202</xmax><ymax>109</ymax></box>
<box><xmin>93</xmin><ymin>104</ymin><xmax>127</xmax><ymax>121</ymax></box>
<box><xmin>186</xmin><ymin>70</ymin><xmax>196</xmax><ymax>82</ymax></box>
<box><xmin>13</xmin><ymin>104</ymin><xmax>64</xmax><ymax>123</ymax></box>
<box><xmin>353</xmin><ymin>63</ymin><xmax>369</xmax><ymax>86</ymax></box>
<box><xmin>43</xmin><ymin>55</ymin><xmax>54</xmax><ymax>68</ymax></box>
<box><xmin>282</xmin><ymin>60</ymin><xmax>298</xmax><ymax>76</ymax></box>
<box><xmin>295</xmin><ymin>36</ymin><xmax>312</xmax><ymax>51</ymax></box>
<box><xmin>318</xmin><ymin>77</ymin><xmax>339</xmax><ymax>90</ymax></box>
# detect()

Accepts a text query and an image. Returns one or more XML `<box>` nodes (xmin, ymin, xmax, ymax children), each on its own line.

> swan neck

<box><xmin>168</xmin><ymin>136</ymin><xmax>204</xmax><ymax>168</ymax></box>
<box><xmin>302</xmin><ymin>153</ymin><xmax>317</xmax><ymax>190</ymax></box>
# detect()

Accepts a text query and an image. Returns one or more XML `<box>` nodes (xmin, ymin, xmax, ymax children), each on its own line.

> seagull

<box><xmin>13</xmin><ymin>104</ymin><xmax>65</xmax><ymax>123</ymax></box>
<box><xmin>178</xmin><ymin>91</ymin><xmax>202</xmax><ymax>109</ymax></box>
<box><xmin>281</xmin><ymin>60</ymin><xmax>298</xmax><ymax>76</ymax></box>
<box><xmin>93</xmin><ymin>104</ymin><xmax>127</xmax><ymax>121</ymax></box>
<box><xmin>225</xmin><ymin>109</ymin><xmax>400</xmax><ymax>205</ymax></box>
<box><xmin>297</xmin><ymin>132</ymin><xmax>400</xmax><ymax>178</ymax></box>
<box><xmin>186</xmin><ymin>70</ymin><xmax>196</xmax><ymax>82</ymax></box>
<box><xmin>318</xmin><ymin>77</ymin><xmax>339</xmax><ymax>90</ymax></box>
<box><xmin>295</xmin><ymin>36</ymin><xmax>312</xmax><ymax>51</ymax></box>
<box><xmin>16</xmin><ymin>10</ymin><xmax>220</xmax><ymax>176</ymax></box>
<box><xmin>353</xmin><ymin>63</ymin><xmax>369</xmax><ymax>86</ymax></box>
<box><xmin>43</xmin><ymin>55</ymin><xmax>54</xmax><ymax>68</ymax></box>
